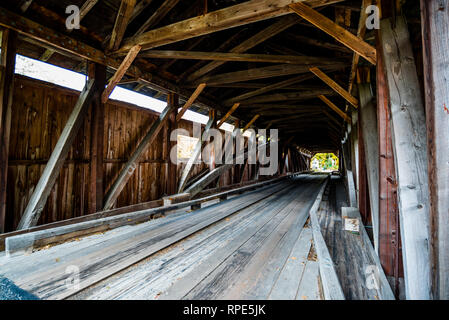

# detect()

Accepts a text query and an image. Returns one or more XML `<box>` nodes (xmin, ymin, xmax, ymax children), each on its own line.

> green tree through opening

<box><xmin>310</xmin><ymin>153</ymin><xmax>339</xmax><ymax>172</ymax></box>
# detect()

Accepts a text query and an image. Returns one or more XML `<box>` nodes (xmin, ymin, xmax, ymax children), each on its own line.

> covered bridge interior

<box><xmin>0</xmin><ymin>0</ymin><xmax>447</xmax><ymax>300</ymax></box>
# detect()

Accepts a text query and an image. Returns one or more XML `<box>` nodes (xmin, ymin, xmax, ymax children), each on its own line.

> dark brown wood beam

<box><xmin>134</xmin><ymin>0</ymin><xmax>180</xmax><ymax>36</ymax></box>
<box><xmin>140</xmin><ymin>50</ymin><xmax>340</xmax><ymax>65</ymax></box>
<box><xmin>289</xmin><ymin>2</ymin><xmax>377</xmax><ymax>65</ymax></box>
<box><xmin>421</xmin><ymin>0</ymin><xmax>449</xmax><ymax>300</ymax></box>
<box><xmin>109</xmin><ymin>0</ymin><xmax>137</xmax><ymax>51</ymax></box>
<box><xmin>0</xmin><ymin>29</ymin><xmax>17</xmax><ymax>233</ymax></box>
<box><xmin>116</xmin><ymin>0</ymin><xmax>346</xmax><ymax>54</ymax></box>
<box><xmin>88</xmin><ymin>63</ymin><xmax>107</xmax><ymax>214</ymax></box>
<box><xmin>102</xmin><ymin>45</ymin><xmax>141</xmax><ymax>103</ymax></box>
<box><xmin>223</xmin><ymin>74</ymin><xmax>314</xmax><ymax>105</ymax></box>
<box><xmin>196</xmin><ymin>63</ymin><xmax>345</xmax><ymax>86</ymax></box>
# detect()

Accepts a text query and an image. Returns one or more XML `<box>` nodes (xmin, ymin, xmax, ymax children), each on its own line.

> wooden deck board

<box><xmin>0</xmin><ymin>175</ymin><xmax>329</xmax><ymax>300</ymax></box>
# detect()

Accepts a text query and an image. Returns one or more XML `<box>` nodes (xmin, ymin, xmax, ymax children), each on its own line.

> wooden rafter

<box><xmin>134</xmin><ymin>0</ymin><xmax>180</xmax><ymax>36</ymax></box>
<box><xmin>289</xmin><ymin>2</ymin><xmax>377</xmax><ymax>65</ymax></box>
<box><xmin>80</xmin><ymin>0</ymin><xmax>99</xmax><ymax>21</ymax></box>
<box><xmin>0</xmin><ymin>7</ymin><xmax>229</xmax><ymax>117</ymax></box>
<box><xmin>243</xmin><ymin>114</ymin><xmax>260</xmax><ymax>132</ymax></box>
<box><xmin>175</xmin><ymin>83</ymin><xmax>206</xmax><ymax>122</ymax></box>
<box><xmin>186</xmin><ymin>14</ymin><xmax>300</xmax><ymax>82</ymax></box>
<box><xmin>348</xmin><ymin>0</ymin><xmax>372</xmax><ymax>95</ymax></box>
<box><xmin>197</xmin><ymin>63</ymin><xmax>345</xmax><ymax>86</ymax></box>
<box><xmin>318</xmin><ymin>95</ymin><xmax>351</xmax><ymax>123</ymax></box>
<box><xmin>109</xmin><ymin>0</ymin><xmax>137</xmax><ymax>51</ymax></box>
<box><xmin>217</xmin><ymin>103</ymin><xmax>240</xmax><ymax>128</ymax></box>
<box><xmin>310</xmin><ymin>67</ymin><xmax>359</xmax><ymax>108</ymax></box>
<box><xmin>140</xmin><ymin>50</ymin><xmax>343</xmax><ymax>65</ymax></box>
<box><xmin>101</xmin><ymin>45</ymin><xmax>141</xmax><ymax>103</ymax></box>
<box><xmin>223</xmin><ymin>74</ymin><xmax>314</xmax><ymax>105</ymax></box>
<box><xmin>116</xmin><ymin>0</ymin><xmax>346</xmax><ymax>54</ymax></box>
<box><xmin>239</xmin><ymin>89</ymin><xmax>334</xmax><ymax>105</ymax></box>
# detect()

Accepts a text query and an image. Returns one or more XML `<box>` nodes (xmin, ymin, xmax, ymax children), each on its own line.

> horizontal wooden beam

<box><xmin>318</xmin><ymin>95</ymin><xmax>351</xmax><ymax>123</ymax></box>
<box><xmin>239</xmin><ymin>88</ymin><xmax>334</xmax><ymax>104</ymax></box>
<box><xmin>140</xmin><ymin>50</ymin><xmax>341</xmax><ymax>65</ymax></box>
<box><xmin>223</xmin><ymin>74</ymin><xmax>315</xmax><ymax>105</ymax></box>
<box><xmin>175</xmin><ymin>83</ymin><xmax>206</xmax><ymax>121</ymax></box>
<box><xmin>197</xmin><ymin>63</ymin><xmax>345</xmax><ymax>86</ymax></box>
<box><xmin>310</xmin><ymin>67</ymin><xmax>359</xmax><ymax>108</ymax></box>
<box><xmin>289</xmin><ymin>2</ymin><xmax>377</xmax><ymax>65</ymax></box>
<box><xmin>0</xmin><ymin>7</ymin><xmax>232</xmax><ymax>118</ymax></box>
<box><xmin>116</xmin><ymin>0</ymin><xmax>346</xmax><ymax>54</ymax></box>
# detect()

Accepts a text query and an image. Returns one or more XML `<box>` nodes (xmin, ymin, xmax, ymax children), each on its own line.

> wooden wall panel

<box><xmin>4</xmin><ymin>75</ymin><xmax>219</xmax><ymax>230</ymax></box>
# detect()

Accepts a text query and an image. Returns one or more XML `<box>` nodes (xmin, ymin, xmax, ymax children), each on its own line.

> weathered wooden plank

<box><xmin>0</xmin><ymin>29</ymin><xmax>17</xmax><ymax>233</ymax></box>
<box><xmin>134</xmin><ymin>0</ymin><xmax>180</xmax><ymax>36</ymax></box>
<box><xmin>217</xmin><ymin>103</ymin><xmax>240</xmax><ymax>128</ymax></box>
<box><xmin>79</xmin><ymin>0</ymin><xmax>99</xmax><ymax>21</ymax></box>
<box><xmin>308</xmin><ymin>178</ymin><xmax>345</xmax><ymax>300</ymax></box>
<box><xmin>311</xmin><ymin>67</ymin><xmax>359</xmax><ymax>108</ymax></box>
<box><xmin>376</xmin><ymin>42</ymin><xmax>401</xmax><ymax>294</ymax></box>
<box><xmin>358</xmin><ymin>83</ymin><xmax>379</xmax><ymax>252</ymax></box>
<box><xmin>117</xmin><ymin>0</ymin><xmax>346</xmax><ymax>54</ymax></box>
<box><xmin>197</xmin><ymin>63</ymin><xmax>345</xmax><ymax>86</ymax></box>
<box><xmin>420</xmin><ymin>0</ymin><xmax>449</xmax><ymax>300</ymax></box>
<box><xmin>318</xmin><ymin>95</ymin><xmax>351</xmax><ymax>123</ymax></box>
<box><xmin>103</xmin><ymin>102</ymin><xmax>176</xmax><ymax>210</ymax></box>
<box><xmin>243</xmin><ymin>114</ymin><xmax>260</xmax><ymax>132</ymax></box>
<box><xmin>224</xmin><ymin>74</ymin><xmax>314</xmax><ymax>106</ymax></box>
<box><xmin>379</xmin><ymin>16</ymin><xmax>431</xmax><ymax>300</ymax></box>
<box><xmin>109</xmin><ymin>0</ymin><xmax>137</xmax><ymax>51</ymax></box>
<box><xmin>16</xmin><ymin>80</ymin><xmax>97</xmax><ymax>230</ymax></box>
<box><xmin>268</xmin><ymin>228</ymin><xmax>312</xmax><ymax>299</ymax></box>
<box><xmin>141</xmin><ymin>50</ymin><xmax>339</xmax><ymax>65</ymax></box>
<box><xmin>175</xmin><ymin>83</ymin><xmax>206</xmax><ymax>122</ymax></box>
<box><xmin>289</xmin><ymin>2</ymin><xmax>376</xmax><ymax>65</ymax></box>
<box><xmin>88</xmin><ymin>63</ymin><xmax>106</xmax><ymax>214</ymax></box>
<box><xmin>102</xmin><ymin>45</ymin><xmax>141</xmax><ymax>103</ymax></box>
<box><xmin>342</xmin><ymin>207</ymin><xmax>395</xmax><ymax>300</ymax></box>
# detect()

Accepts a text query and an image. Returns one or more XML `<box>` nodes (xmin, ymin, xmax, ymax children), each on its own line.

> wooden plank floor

<box><xmin>316</xmin><ymin>176</ymin><xmax>393</xmax><ymax>300</ymax></box>
<box><xmin>0</xmin><ymin>174</ymin><xmax>327</xmax><ymax>300</ymax></box>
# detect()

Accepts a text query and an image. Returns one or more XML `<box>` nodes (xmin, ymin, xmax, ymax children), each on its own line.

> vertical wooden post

<box><xmin>166</xmin><ymin>93</ymin><xmax>178</xmax><ymax>195</ymax></box>
<box><xmin>379</xmin><ymin>16</ymin><xmax>431</xmax><ymax>299</ymax></box>
<box><xmin>88</xmin><ymin>63</ymin><xmax>106</xmax><ymax>214</ymax></box>
<box><xmin>421</xmin><ymin>0</ymin><xmax>449</xmax><ymax>300</ymax></box>
<box><xmin>358</xmin><ymin>79</ymin><xmax>380</xmax><ymax>252</ymax></box>
<box><xmin>358</xmin><ymin>113</ymin><xmax>370</xmax><ymax>224</ymax></box>
<box><xmin>376</xmin><ymin>37</ymin><xmax>403</xmax><ymax>296</ymax></box>
<box><xmin>209</xmin><ymin>109</ymin><xmax>216</xmax><ymax>171</ymax></box>
<box><xmin>233</xmin><ymin>119</ymin><xmax>241</xmax><ymax>183</ymax></box>
<box><xmin>0</xmin><ymin>29</ymin><xmax>17</xmax><ymax>233</ymax></box>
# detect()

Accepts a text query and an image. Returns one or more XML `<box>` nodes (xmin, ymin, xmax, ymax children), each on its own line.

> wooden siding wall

<box><xmin>4</xmin><ymin>75</ymin><xmax>240</xmax><ymax>231</ymax></box>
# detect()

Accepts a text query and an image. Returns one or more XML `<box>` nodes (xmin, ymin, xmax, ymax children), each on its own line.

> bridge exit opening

<box><xmin>310</xmin><ymin>153</ymin><xmax>339</xmax><ymax>173</ymax></box>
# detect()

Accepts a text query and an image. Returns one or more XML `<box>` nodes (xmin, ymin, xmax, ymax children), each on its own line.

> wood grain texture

<box><xmin>420</xmin><ymin>0</ymin><xmax>449</xmax><ymax>300</ymax></box>
<box><xmin>379</xmin><ymin>16</ymin><xmax>431</xmax><ymax>300</ymax></box>
<box><xmin>289</xmin><ymin>2</ymin><xmax>376</xmax><ymax>65</ymax></box>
